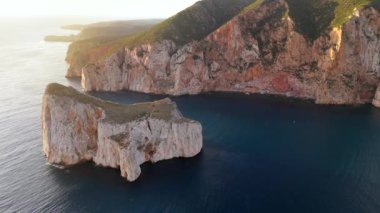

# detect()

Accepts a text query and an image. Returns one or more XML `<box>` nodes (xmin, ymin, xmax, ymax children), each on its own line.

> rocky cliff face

<box><xmin>373</xmin><ymin>83</ymin><xmax>380</xmax><ymax>107</ymax></box>
<box><xmin>65</xmin><ymin>0</ymin><xmax>255</xmax><ymax>78</ymax></box>
<box><xmin>80</xmin><ymin>0</ymin><xmax>380</xmax><ymax>105</ymax></box>
<box><xmin>42</xmin><ymin>83</ymin><xmax>203</xmax><ymax>181</ymax></box>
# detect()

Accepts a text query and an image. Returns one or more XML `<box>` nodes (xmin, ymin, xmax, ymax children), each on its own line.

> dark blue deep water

<box><xmin>79</xmin><ymin>91</ymin><xmax>380</xmax><ymax>213</ymax></box>
<box><xmin>1</xmin><ymin>17</ymin><xmax>380</xmax><ymax>213</ymax></box>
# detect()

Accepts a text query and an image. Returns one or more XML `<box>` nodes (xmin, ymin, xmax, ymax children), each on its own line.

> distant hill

<box><xmin>78</xmin><ymin>19</ymin><xmax>162</xmax><ymax>40</ymax></box>
<box><xmin>45</xmin><ymin>19</ymin><xmax>161</xmax><ymax>42</ymax></box>
<box><xmin>61</xmin><ymin>24</ymin><xmax>85</xmax><ymax>31</ymax></box>
<box><xmin>44</xmin><ymin>35</ymin><xmax>79</xmax><ymax>42</ymax></box>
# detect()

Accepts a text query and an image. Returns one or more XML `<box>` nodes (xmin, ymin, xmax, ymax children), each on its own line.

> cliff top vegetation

<box><xmin>45</xmin><ymin>83</ymin><xmax>183</xmax><ymax>123</ymax></box>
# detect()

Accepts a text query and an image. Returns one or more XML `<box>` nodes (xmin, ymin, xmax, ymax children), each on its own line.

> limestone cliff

<box><xmin>65</xmin><ymin>0</ymin><xmax>254</xmax><ymax>77</ymax></box>
<box><xmin>373</xmin><ymin>84</ymin><xmax>380</xmax><ymax>107</ymax></box>
<box><xmin>42</xmin><ymin>83</ymin><xmax>203</xmax><ymax>181</ymax></box>
<box><xmin>76</xmin><ymin>0</ymin><xmax>380</xmax><ymax>105</ymax></box>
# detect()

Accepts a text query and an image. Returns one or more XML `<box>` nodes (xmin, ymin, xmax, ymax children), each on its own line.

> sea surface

<box><xmin>1</xmin><ymin>17</ymin><xmax>380</xmax><ymax>213</ymax></box>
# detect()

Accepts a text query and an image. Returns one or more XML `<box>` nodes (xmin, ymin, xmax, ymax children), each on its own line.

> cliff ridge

<box><xmin>64</xmin><ymin>0</ymin><xmax>380</xmax><ymax>106</ymax></box>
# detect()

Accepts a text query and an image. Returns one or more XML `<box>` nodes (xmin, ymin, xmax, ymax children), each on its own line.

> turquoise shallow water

<box><xmin>1</xmin><ymin>17</ymin><xmax>380</xmax><ymax>213</ymax></box>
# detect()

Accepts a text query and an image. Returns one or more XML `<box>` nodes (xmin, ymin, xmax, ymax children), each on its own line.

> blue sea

<box><xmin>1</xmin><ymin>17</ymin><xmax>380</xmax><ymax>213</ymax></box>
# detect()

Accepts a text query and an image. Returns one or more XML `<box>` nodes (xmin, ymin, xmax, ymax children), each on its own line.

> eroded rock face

<box><xmin>80</xmin><ymin>0</ymin><xmax>380</xmax><ymax>105</ymax></box>
<box><xmin>42</xmin><ymin>83</ymin><xmax>203</xmax><ymax>181</ymax></box>
<box><xmin>373</xmin><ymin>84</ymin><xmax>380</xmax><ymax>107</ymax></box>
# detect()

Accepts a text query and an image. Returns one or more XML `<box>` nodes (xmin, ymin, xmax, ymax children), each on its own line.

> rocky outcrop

<box><xmin>373</xmin><ymin>84</ymin><xmax>380</xmax><ymax>107</ymax></box>
<box><xmin>80</xmin><ymin>0</ymin><xmax>380</xmax><ymax>105</ymax></box>
<box><xmin>42</xmin><ymin>83</ymin><xmax>203</xmax><ymax>181</ymax></box>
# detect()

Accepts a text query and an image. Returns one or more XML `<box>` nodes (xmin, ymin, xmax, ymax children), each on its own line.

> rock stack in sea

<box><xmin>42</xmin><ymin>83</ymin><xmax>203</xmax><ymax>181</ymax></box>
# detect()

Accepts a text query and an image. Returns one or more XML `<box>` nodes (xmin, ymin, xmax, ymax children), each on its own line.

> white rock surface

<box><xmin>42</xmin><ymin>83</ymin><xmax>203</xmax><ymax>181</ymax></box>
<box><xmin>373</xmin><ymin>84</ymin><xmax>380</xmax><ymax>107</ymax></box>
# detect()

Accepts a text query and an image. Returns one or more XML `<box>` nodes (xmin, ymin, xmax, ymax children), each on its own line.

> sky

<box><xmin>0</xmin><ymin>0</ymin><xmax>199</xmax><ymax>18</ymax></box>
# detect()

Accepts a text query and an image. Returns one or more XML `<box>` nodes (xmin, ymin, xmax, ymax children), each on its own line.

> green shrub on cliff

<box><xmin>284</xmin><ymin>0</ymin><xmax>378</xmax><ymax>40</ymax></box>
<box><xmin>286</xmin><ymin>0</ymin><xmax>337</xmax><ymax>40</ymax></box>
<box><xmin>240</xmin><ymin>0</ymin><xmax>264</xmax><ymax>15</ymax></box>
<box><xmin>370</xmin><ymin>0</ymin><xmax>380</xmax><ymax>11</ymax></box>
<box><xmin>332</xmin><ymin>0</ymin><xmax>373</xmax><ymax>27</ymax></box>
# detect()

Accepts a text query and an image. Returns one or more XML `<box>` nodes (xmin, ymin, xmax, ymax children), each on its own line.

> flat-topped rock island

<box><xmin>42</xmin><ymin>83</ymin><xmax>203</xmax><ymax>181</ymax></box>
